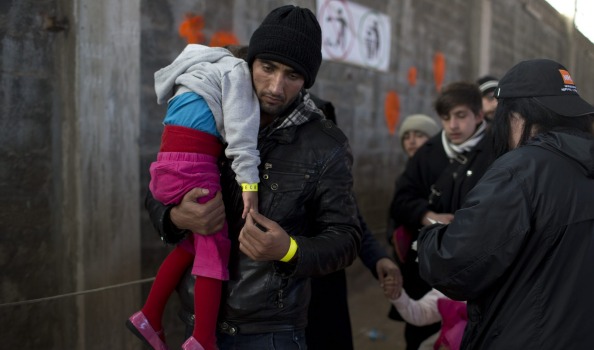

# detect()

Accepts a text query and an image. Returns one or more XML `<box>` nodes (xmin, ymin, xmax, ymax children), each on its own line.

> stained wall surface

<box><xmin>140</xmin><ymin>0</ymin><xmax>594</xmax><ymax>232</ymax></box>
<box><xmin>1</xmin><ymin>0</ymin><xmax>141</xmax><ymax>349</ymax></box>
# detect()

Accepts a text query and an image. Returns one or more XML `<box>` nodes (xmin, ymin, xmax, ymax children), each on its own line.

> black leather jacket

<box><xmin>146</xmin><ymin>95</ymin><xmax>361</xmax><ymax>335</ymax></box>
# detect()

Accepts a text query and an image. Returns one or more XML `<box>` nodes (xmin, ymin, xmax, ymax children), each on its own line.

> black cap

<box><xmin>247</xmin><ymin>5</ymin><xmax>322</xmax><ymax>89</ymax></box>
<box><xmin>495</xmin><ymin>59</ymin><xmax>594</xmax><ymax>117</ymax></box>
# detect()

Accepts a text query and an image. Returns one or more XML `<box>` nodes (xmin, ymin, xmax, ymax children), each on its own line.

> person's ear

<box><xmin>476</xmin><ymin>110</ymin><xmax>485</xmax><ymax>124</ymax></box>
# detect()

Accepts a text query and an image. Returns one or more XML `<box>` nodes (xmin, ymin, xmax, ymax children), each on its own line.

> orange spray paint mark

<box><xmin>408</xmin><ymin>66</ymin><xmax>417</xmax><ymax>86</ymax></box>
<box><xmin>433</xmin><ymin>52</ymin><xmax>446</xmax><ymax>92</ymax></box>
<box><xmin>179</xmin><ymin>13</ymin><xmax>205</xmax><ymax>44</ymax></box>
<box><xmin>209</xmin><ymin>31</ymin><xmax>240</xmax><ymax>47</ymax></box>
<box><xmin>384</xmin><ymin>91</ymin><xmax>401</xmax><ymax>135</ymax></box>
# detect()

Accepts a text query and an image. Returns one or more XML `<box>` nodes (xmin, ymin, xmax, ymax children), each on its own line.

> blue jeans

<box><xmin>217</xmin><ymin>329</ymin><xmax>307</xmax><ymax>350</ymax></box>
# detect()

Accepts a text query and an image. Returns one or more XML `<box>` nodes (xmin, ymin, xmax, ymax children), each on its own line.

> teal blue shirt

<box><xmin>163</xmin><ymin>92</ymin><xmax>221</xmax><ymax>139</ymax></box>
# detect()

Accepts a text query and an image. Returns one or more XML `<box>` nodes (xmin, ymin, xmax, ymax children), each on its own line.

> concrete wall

<box><xmin>2</xmin><ymin>0</ymin><xmax>594</xmax><ymax>348</ymax></box>
<box><xmin>73</xmin><ymin>0</ymin><xmax>141</xmax><ymax>348</ymax></box>
<box><xmin>1</xmin><ymin>0</ymin><xmax>141</xmax><ymax>349</ymax></box>
<box><xmin>140</xmin><ymin>0</ymin><xmax>594</xmax><ymax>230</ymax></box>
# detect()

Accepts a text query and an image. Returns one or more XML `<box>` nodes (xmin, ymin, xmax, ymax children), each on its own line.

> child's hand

<box><xmin>241</xmin><ymin>191</ymin><xmax>259</xmax><ymax>219</ymax></box>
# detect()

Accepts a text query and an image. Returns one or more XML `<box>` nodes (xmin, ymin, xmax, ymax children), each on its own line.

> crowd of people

<box><xmin>127</xmin><ymin>4</ymin><xmax>594</xmax><ymax>350</ymax></box>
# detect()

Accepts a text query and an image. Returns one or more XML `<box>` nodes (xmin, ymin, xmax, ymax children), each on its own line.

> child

<box><xmin>390</xmin><ymin>114</ymin><xmax>440</xmax><ymax>264</ymax></box>
<box><xmin>383</xmin><ymin>272</ymin><xmax>467</xmax><ymax>350</ymax></box>
<box><xmin>126</xmin><ymin>44</ymin><xmax>260</xmax><ymax>350</ymax></box>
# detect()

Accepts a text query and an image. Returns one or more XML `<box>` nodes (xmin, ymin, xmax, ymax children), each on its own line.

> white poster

<box><xmin>316</xmin><ymin>0</ymin><xmax>392</xmax><ymax>71</ymax></box>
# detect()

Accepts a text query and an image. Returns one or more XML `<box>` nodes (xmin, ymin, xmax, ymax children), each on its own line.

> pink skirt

<box><xmin>149</xmin><ymin>151</ymin><xmax>230</xmax><ymax>280</ymax></box>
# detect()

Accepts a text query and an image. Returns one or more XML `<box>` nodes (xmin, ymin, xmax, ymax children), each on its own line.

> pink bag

<box><xmin>434</xmin><ymin>298</ymin><xmax>467</xmax><ymax>350</ymax></box>
<box><xmin>392</xmin><ymin>225</ymin><xmax>413</xmax><ymax>263</ymax></box>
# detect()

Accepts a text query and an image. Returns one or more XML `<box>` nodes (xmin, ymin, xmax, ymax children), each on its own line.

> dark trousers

<box><xmin>217</xmin><ymin>329</ymin><xmax>307</xmax><ymax>350</ymax></box>
<box><xmin>306</xmin><ymin>269</ymin><xmax>354</xmax><ymax>350</ymax></box>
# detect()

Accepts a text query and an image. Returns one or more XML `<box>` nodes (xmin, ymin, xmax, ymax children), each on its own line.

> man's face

<box><xmin>440</xmin><ymin>105</ymin><xmax>484</xmax><ymax>145</ymax></box>
<box><xmin>252</xmin><ymin>58</ymin><xmax>305</xmax><ymax>120</ymax></box>
<box><xmin>482</xmin><ymin>91</ymin><xmax>498</xmax><ymax>121</ymax></box>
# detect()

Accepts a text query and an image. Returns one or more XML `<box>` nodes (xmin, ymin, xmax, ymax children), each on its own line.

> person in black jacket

<box><xmin>389</xmin><ymin>82</ymin><xmax>494</xmax><ymax>350</ymax></box>
<box><xmin>144</xmin><ymin>5</ymin><xmax>361</xmax><ymax>350</ymax></box>
<box><xmin>418</xmin><ymin>58</ymin><xmax>594</xmax><ymax>350</ymax></box>
<box><xmin>306</xmin><ymin>96</ymin><xmax>401</xmax><ymax>350</ymax></box>
<box><xmin>173</xmin><ymin>94</ymin><xmax>401</xmax><ymax>350</ymax></box>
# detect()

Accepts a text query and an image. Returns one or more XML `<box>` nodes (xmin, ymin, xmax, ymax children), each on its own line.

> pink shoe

<box><xmin>126</xmin><ymin>311</ymin><xmax>169</xmax><ymax>350</ymax></box>
<box><xmin>181</xmin><ymin>337</ymin><xmax>206</xmax><ymax>350</ymax></box>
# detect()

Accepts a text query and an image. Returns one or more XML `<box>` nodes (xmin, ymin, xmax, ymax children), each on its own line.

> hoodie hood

<box><xmin>154</xmin><ymin>44</ymin><xmax>240</xmax><ymax>104</ymax></box>
<box><xmin>531</xmin><ymin>131</ymin><xmax>594</xmax><ymax>178</ymax></box>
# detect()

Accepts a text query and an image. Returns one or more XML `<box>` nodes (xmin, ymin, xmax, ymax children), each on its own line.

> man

<box><xmin>388</xmin><ymin>81</ymin><xmax>494</xmax><ymax>350</ymax></box>
<box><xmin>476</xmin><ymin>75</ymin><xmax>499</xmax><ymax>123</ymax></box>
<box><xmin>418</xmin><ymin>59</ymin><xmax>594</xmax><ymax>349</ymax></box>
<box><xmin>305</xmin><ymin>96</ymin><xmax>400</xmax><ymax>350</ymax></box>
<box><xmin>174</xmin><ymin>94</ymin><xmax>400</xmax><ymax>350</ymax></box>
<box><xmin>145</xmin><ymin>5</ymin><xmax>362</xmax><ymax>349</ymax></box>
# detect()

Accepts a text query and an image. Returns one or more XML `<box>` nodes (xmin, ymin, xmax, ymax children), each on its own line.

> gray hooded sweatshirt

<box><xmin>154</xmin><ymin>44</ymin><xmax>260</xmax><ymax>184</ymax></box>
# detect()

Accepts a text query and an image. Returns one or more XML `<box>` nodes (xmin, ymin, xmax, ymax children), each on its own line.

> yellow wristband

<box><xmin>242</xmin><ymin>183</ymin><xmax>258</xmax><ymax>192</ymax></box>
<box><xmin>280</xmin><ymin>237</ymin><xmax>298</xmax><ymax>262</ymax></box>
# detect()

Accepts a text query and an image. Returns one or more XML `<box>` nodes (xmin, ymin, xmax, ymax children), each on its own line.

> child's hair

<box><xmin>224</xmin><ymin>44</ymin><xmax>249</xmax><ymax>60</ymax></box>
<box><xmin>434</xmin><ymin>82</ymin><xmax>483</xmax><ymax>118</ymax></box>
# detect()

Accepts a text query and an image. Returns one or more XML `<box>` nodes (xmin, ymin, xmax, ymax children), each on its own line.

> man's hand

<box><xmin>239</xmin><ymin>211</ymin><xmax>291</xmax><ymax>261</ymax></box>
<box><xmin>377</xmin><ymin>258</ymin><xmax>402</xmax><ymax>300</ymax></box>
<box><xmin>422</xmin><ymin>211</ymin><xmax>454</xmax><ymax>226</ymax></box>
<box><xmin>170</xmin><ymin>188</ymin><xmax>225</xmax><ymax>234</ymax></box>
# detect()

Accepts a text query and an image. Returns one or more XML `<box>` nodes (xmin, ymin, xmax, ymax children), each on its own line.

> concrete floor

<box><xmin>347</xmin><ymin>256</ymin><xmax>406</xmax><ymax>350</ymax></box>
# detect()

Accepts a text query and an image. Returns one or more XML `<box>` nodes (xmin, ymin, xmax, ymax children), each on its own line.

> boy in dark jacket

<box><xmin>389</xmin><ymin>81</ymin><xmax>494</xmax><ymax>349</ymax></box>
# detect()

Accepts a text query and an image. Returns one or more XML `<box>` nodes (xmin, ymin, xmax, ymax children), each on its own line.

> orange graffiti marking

<box><xmin>433</xmin><ymin>52</ymin><xmax>446</xmax><ymax>92</ymax></box>
<box><xmin>209</xmin><ymin>31</ymin><xmax>240</xmax><ymax>47</ymax></box>
<box><xmin>384</xmin><ymin>91</ymin><xmax>400</xmax><ymax>135</ymax></box>
<box><xmin>179</xmin><ymin>13</ymin><xmax>205</xmax><ymax>44</ymax></box>
<box><xmin>408</xmin><ymin>66</ymin><xmax>417</xmax><ymax>86</ymax></box>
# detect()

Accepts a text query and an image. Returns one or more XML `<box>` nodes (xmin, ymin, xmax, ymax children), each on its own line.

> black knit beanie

<box><xmin>247</xmin><ymin>5</ymin><xmax>322</xmax><ymax>89</ymax></box>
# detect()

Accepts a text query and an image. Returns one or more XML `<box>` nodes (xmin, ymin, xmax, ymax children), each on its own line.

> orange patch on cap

<box><xmin>559</xmin><ymin>69</ymin><xmax>574</xmax><ymax>85</ymax></box>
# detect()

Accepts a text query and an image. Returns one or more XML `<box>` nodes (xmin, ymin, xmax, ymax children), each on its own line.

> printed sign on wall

<box><xmin>317</xmin><ymin>0</ymin><xmax>391</xmax><ymax>71</ymax></box>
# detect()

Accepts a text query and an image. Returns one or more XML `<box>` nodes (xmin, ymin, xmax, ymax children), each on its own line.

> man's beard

<box><xmin>259</xmin><ymin>93</ymin><xmax>300</xmax><ymax>118</ymax></box>
<box><xmin>259</xmin><ymin>101</ymin><xmax>286</xmax><ymax>117</ymax></box>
